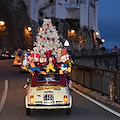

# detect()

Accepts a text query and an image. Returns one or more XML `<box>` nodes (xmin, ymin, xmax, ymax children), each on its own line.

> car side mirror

<box><xmin>27</xmin><ymin>77</ymin><xmax>30</xmax><ymax>85</ymax></box>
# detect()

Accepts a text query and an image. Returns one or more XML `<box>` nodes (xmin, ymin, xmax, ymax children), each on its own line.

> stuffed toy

<box><xmin>46</xmin><ymin>57</ymin><xmax>56</xmax><ymax>72</ymax></box>
<box><xmin>59</xmin><ymin>54</ymin><xmax>71</xmax><ymax>74</ymax></box>
<box><xmin>29</xmin><ymin>58</ymin><xmax>41</xmax><ymax>73</ymax></box>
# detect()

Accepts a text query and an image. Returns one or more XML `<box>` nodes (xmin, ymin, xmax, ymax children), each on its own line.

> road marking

<box><xmin>0</xmin><ymin>80</ymin><xmax>8</xmax><ymax>113</ymax></box>
<box><xmin>74</xmin><ymin>88</ymin><xmax>120</xmax><ymax>118</ymax></box>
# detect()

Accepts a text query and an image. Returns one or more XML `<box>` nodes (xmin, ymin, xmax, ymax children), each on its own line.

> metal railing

<box><xmin>70</xmin><ymin>64</ymin><xmax>120</xmax><ymax>104</ymax></box>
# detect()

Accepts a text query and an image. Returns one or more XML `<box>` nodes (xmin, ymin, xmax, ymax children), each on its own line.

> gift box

<box><xmin>57</xmin><ymin>48</ymin><xmax>62</xmax><ymax>63</ymax></box>
<box><xmin>30</xmin><ymin>53</ymin><xmax>40</xmax><ymax>62</ymax></box>
<box><xmin>40</xmin><ymin>57</ymin><xmax>47</xmax><ymax>63</ymax></box>
<box><xmin>62</xmin><ymin>48</ymin><xmax>67</xmax><ymax>56</ymax></box>
<box><xmin>30</xmin><ymin>53</ymin><xmax>40</xmax><ymax>58</ymax></box>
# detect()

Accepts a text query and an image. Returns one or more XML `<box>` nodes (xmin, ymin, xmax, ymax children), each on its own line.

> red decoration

<box><xmin>42</xmin><ymin>45</ymin><xmax>44</xmax><ymax>48</ymax></box>
<box><xmin>30</xmin><ymin>53</ymin><xmax>40</xmax><ymax>62</ymax></box>
<box><xmin>40</xmin><ymin>35</ymin><xmax>42</xmax><ymax>38</ymax></box>
<box><xmin>44</xmin><ymin>50</ymin><xmax>53</xmax><ymax>60</ymax></box>
<box><xmin>114</xmin><ymin>45</ymin><xmax>117</xmax><ymax>49</ymax></box>
<box><xmin>30</xmin><ymin>53</ymin><xmax>40</xmax><ymax>59</ymax></box>
<box><xmin>52</xmin><ymin>38</ymin><xmax>54</xmax><ymax>41</ymax></box>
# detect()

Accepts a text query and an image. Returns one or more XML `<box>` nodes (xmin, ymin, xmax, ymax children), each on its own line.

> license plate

<box><xmin>44</xmin><ymin>94</ymin><xmax>54</xmax><ymax>101</ymax></box>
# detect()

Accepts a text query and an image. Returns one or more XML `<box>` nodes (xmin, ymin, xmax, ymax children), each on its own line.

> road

<box><xmin>0</xmin><ymin>59</ymin><xmax>120</xmax><ymax>120</ymax></box>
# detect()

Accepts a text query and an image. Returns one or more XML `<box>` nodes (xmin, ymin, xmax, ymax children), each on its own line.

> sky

<box><xmin>98</xmin><ymin>0</ymin><xmax>120</xmax><ymax>49</ymax></box>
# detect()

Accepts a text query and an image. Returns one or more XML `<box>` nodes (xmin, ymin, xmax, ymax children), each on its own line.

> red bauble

<box><xmin>52</xmin><ymin>38</ymin><xmax>54</xmax><ymax>41</ymax></box>
<box><xmin>40</xmin><ymin>35</ymin><xmax>42</xmax><ymax>38</ymax></box>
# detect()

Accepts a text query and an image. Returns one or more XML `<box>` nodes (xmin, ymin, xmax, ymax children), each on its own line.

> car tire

<box><xmin>66</xmin><ymin>108</ymin><xmax>71</xmax><ymax>115</ymax></box>
<box><xmin>26</xmin><ymin>108</ymin><xmax>31</xmax><ymax>115</ymax></box>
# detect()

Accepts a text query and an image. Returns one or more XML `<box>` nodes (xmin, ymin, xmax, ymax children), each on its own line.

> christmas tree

<box><xmin>33</xmin><ymin>19</ymin><xmax>62</xmax><ymax>57</ymax></box>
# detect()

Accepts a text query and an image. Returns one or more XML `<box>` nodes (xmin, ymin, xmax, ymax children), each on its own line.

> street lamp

<box><xmin>0</xmin><ymin>21</ymin><xmax>6</xmax><ymax>31</ymax></box>
<box><xmin>101</xmin><ymin>38</ymin><xmax>105</xmax><ymax>43</ymax></box>
<box><xmin>96</xmin><ymin>31</ymin><xmax>99</xmax><ymax>36</ymax></box>
<box><xmin>71</xmin><ymin>29</ymin><xmax>75</xmax><ymax>34</ymax></box>
<box><xmin>69</xmin><ymin>29</ymin><xmax>75</xmax><ymax>40</ymax></box>
<box><xmin>0</xmin><ymin>21</ymin><xmax>5</xmax><ymax>26</ymax></box>
<box><xmin>27</xmin><ymin>27</ymin><xmax>32</xmax><ymax>32</ymax></box>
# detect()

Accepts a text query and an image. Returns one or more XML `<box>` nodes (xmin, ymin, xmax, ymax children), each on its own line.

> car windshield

<box><xmin>37</xmin><ymin>73</ymin><xmax>60</xmax><ymax>82</ymax></box>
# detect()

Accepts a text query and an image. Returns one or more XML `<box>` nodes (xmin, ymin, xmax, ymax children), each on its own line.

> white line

<box><xmin>0</xmin><ymin>80</ymin><xmax>8</xmax><ymax>113</ymax></box>
<box><xmin>74</xmin><ymin>88</ymin><xmax>120</xmax><ymax>118</ymax></box>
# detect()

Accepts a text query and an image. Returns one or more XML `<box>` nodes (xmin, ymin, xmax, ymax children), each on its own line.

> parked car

<box><xmin>0</xmin><ymin>50</ymin><xmax>10</xmax><ymax>59</ymax></box>
<box><xmin>25</xmin><ymin>72</ymin><xmax>72</xmax><ymax>115</ymax></box>
<box><xmin>13</xmin><ymin>49</ymin><xmax>23</xmax><ymax>65</ymax></box>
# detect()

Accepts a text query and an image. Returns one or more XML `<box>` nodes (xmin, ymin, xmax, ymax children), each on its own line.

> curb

<box><xmin>72</xmin><ymin>82</ymin><xmax>120</xmax><ymax>113</ymax></box>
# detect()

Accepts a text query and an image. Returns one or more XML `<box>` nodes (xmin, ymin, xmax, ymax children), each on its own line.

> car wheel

<box><xmin>66</xmin><ymin>108</ymin><xmax>71</xmax><ymax>115</ymax></box>
<box><xmin>26</xmin><ymin>108</ymin><xmax>31</xmax><ymax>115</ymax></box>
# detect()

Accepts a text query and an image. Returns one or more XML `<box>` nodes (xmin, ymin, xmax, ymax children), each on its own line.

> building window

<box><xmin>76</xmin><ymin>0</ymin><xmax>78</xmax><ymax>4</ymax></box>
<box><xmin>50</xmin><ymin>0</ymin><xmax>53</xmax><ymax>3</ymax></box>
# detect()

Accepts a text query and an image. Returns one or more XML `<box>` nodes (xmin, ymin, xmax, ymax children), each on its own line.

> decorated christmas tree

<box><xmin>33</xmin><ymin>19</ymin><xmax>62</xmax><ymax>57</ymax></box>
<box><xmin>25</xmin><ymin>18</ymin><xmax>72</xmax><ymax>74</ymax></box>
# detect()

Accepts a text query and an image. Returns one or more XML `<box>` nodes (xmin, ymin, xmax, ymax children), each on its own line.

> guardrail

<box><xmin>70</xmin><ymin>64</ymin><xmax>120</xmax><ymax>104</ymax></box>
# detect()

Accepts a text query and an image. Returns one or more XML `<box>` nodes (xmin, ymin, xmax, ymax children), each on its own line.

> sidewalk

<box><xmin>0</xmin><ymin>80</ymin><xmax>4</xmax><ymax>102</ymax></box>
<box><xmin>72</xmin><ymin>82</ymin><xmax>120</xmax><ymax>113</ymax></box>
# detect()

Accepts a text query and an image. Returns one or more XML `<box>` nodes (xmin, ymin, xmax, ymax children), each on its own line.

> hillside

<box><xmin>0</xmin><ymin>0</ymin><xmax>32</xmax><ymax>52</ymax></box>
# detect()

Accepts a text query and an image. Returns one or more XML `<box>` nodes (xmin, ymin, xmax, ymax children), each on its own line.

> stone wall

<box><xmin>74</xmin><ymin>53</ymin><xmax>120</xmax><ymax>72</ymax></box>
<box><xmin>0</xmin><ymin>0</ymin><xmax>37</xmax><ymax>52</ymax></box>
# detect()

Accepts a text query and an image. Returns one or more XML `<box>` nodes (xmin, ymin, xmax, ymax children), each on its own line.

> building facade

<box><xmin>23</xmin><ymin>0</ymin><xmax>38</xmax><ymax>23</ymax></box>
<box><xmin>38</xmin><ymin>0</ymin><xmax>100</xmax><ymax>38</ymax></box>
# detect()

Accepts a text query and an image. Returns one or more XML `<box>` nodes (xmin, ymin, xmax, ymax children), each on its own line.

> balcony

<box><xmin>65</xmin><ymin>4</ymin><xmax>80</xmax><ymax>9</ymax></box>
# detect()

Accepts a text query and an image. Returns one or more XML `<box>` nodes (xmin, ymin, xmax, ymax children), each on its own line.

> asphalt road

<box><xmin>0</xmin><ymin>59</ymin><xmax>120</xmax><ymax>120</ymax></box>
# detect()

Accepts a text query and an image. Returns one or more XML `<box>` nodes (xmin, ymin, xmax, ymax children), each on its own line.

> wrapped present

<box><xmin>57</xmin><ymin>48</ymin><xmax>62</xmax><ymax>63</ymax></box>
<box><xmin>30</xmin><ymin>53</ymin><xmax>40</xmax><ymax>62</ymax></box>
<box><xmin>40</xmin><ymin>57</ymin><xmax>47</xmax><ymax>63</ymax></box>
<box><xmin>62</xmin><ymin>48</ymin><xmax>67</xmax><ymax>56</ymax></box>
